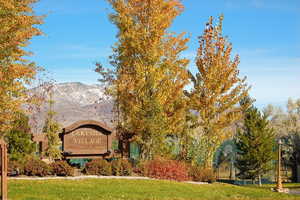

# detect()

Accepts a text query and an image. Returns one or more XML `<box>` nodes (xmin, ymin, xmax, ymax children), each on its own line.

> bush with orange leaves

<box><xmin>142</xmin><ymin>158</ymin><xmax>189</xmax><ymax>181</ymax></box>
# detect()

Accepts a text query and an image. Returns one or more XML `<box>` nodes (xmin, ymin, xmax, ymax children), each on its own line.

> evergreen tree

<box><xmin>43</xmin><ymin>91</ymin><xmax>61</xmax><ymax>160</ymax></box>
<box><xmin>5</xmin><ymin>112</ymin><xmax>35</xmax><ymax>161</ymax></box>
<box><xmin>235</xmin><ymin>106</ymin><xmax>275</xmax><ymax>186</ymax></box>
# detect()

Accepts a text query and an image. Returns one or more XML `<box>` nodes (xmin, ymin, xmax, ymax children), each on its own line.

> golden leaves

<box><xmin>107</xmin><ymin>0</ymin><xmax>190</xmax><ymax>158</ymax></box>
<box><xmin>187</xmin><ymin>16</ymin><xmax>250</xmax><ymax>167</ymax></box>
<box><xmin>0</xmin><ymin>0</ymin><xmax>42</xmax><ymax>133</ymax></box>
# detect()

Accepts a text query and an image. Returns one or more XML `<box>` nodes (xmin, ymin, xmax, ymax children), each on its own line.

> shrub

<box><xmin>50</xmin><ymin>160</ymin><xmax>74</xmax><ymax>176</ymax></box>
<box><xmin>188</xmin><ymin>165</ymin><xmax>216</xmax><ymax>183</ymax></box>
<box><xmin>23</xmin><ymin>157</ymin><xmax>51</xmax><ymax>177</ymax></box>
<box><xmin>133</xmin><ymin>161</ymin><xmax>146</xmax><ymax>176</ymax></box>
<box><xmin>84</xmin><ymin>159</ymin><xmax>112</xmax><ymax>176</ymax></box>
<box><xmin>143</xmin><ymin>158</ymin><xmax>189</xmax><ymax>181</ymax></box>
<box><xmin>8</xmin><ymin>160</ymin><xmax>24</xmax><ymax>176</ymax></box>
<box><xmin>111</xmin><ymin>159</ymin><xmax>132</xmax><ymax>176</ymax></box>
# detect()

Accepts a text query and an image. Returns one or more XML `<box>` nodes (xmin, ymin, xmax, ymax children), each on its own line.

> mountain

<box><xmin>29</xmin><ymin>82</ymin><xmax>114</xmax><ymax>133</ymax></box>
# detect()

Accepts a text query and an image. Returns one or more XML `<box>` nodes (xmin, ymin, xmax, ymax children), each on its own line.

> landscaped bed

<box><xmin>8</xmin><ymin>179</ymin><xmax>300</xmax><ymax>200</ymax></box>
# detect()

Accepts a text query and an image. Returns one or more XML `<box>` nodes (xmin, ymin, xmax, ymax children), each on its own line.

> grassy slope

<box><xmin>252</xmin><ymin>183</ymin><xmax>300</xmax><ymax>189</ymax></box>
<box><xmin>9</xmin><ymin>179</ymin><xmax>300</xmax><ymax>200</ymax></box>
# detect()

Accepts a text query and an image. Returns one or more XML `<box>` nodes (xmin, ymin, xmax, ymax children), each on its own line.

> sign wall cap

<box><xmin>63</xmin><ymin>120</ymin><xmax>112</xmax><ymax>133</ymax></box>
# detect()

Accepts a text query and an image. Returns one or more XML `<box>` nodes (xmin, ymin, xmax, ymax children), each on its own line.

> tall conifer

<box><xmin>235</xmin><ymin>106</ymin><xmax>275</xmax><ymax>186</ymax></box>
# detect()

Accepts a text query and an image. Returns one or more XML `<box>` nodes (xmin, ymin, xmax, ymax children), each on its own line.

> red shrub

<box><xmin>143</xmin><ymin>158</ymin><xmax>189</xmax><ymax>181</ymax></box>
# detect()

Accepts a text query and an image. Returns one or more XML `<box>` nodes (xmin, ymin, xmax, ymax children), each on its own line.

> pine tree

<box><xmin>0</xmin><ymin>0</ymin><xmax>42</xmax><ymax>134</ymax></box>
<box><xmin>5</xmin><ymin>112</ymin><xmax>35</xmax><ymax>161</ymax></box>
<box><xmin>235</xmin><ymin>106</ymin><xmax>275</xmax><ymax>186</ymax></box>
<box><xmin>185</xmin><ymin>15</ymin><xmax>249</xmax><ymax>168</ymax></box>
<box><xmin>104</xmin><ymin>0</ymin><xmax>190</xmax><ymax>160</ymax></box>
<box><xmin>43</xmin><ymin>91</ymin><xmax>61</xmax><ymax>160</ymax></box>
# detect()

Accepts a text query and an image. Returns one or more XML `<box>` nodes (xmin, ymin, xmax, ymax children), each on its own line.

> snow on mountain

<box><xmin>29</xmin><ymin>82</ymin><xmax>114</xmax><ymax>133</ymax></box>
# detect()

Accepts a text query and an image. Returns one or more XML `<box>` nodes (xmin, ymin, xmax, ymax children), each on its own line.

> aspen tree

<box><xmin>186</xmin><ymin>16</ymin><xmax>249</xmax><ymax>167</ymax></box>
<box><xmin>0</xmin><ymin>0</ymin><xmax>42</xmax><ymax>134</ymax></box>
<box><xmin>106</xmin><ymin>0</ymin><xmax>189</xmax><ymax>159</ymax></box>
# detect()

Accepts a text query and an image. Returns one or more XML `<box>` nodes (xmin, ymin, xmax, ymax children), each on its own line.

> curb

<box><xmin>9</xmin><ymin>176</ymin><xmax>209</xmax><ymax>184</ymax></box>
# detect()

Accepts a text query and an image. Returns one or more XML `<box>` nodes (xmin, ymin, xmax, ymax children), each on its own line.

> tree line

<box><xmin>0</xmin><ymin>0</ymin><xmax>296</xmax><ymax>184</ymax></box>
<box><xmin>97</xmin><ymin>0</ymin><xmax>249</xmax><ymax>169</ymax></box>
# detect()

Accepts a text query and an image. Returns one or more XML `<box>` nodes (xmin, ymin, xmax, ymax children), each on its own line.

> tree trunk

<box><xmin>203</xmin><ymin>140</ymin><xmax>215</xmax><ymax>169</ymax></box>
<box><xmin>140</xmin><ymin>140</ymin><xmax>153</xmax><ymax>161</ymax></box>
<box><xmin>204</xmin><ymin>152</ymin><xmax>214</xmax><ymax>169</ymax></box>
<box><xmin>258</xmin><ymin>175</ymin><xmax>262</xmax><ymax>187</ymax></box>
<box><xmin>118</xmin><ymin>139</ymin><xmax>124</xmax><ymax>157</ymax></box>
<box><xmin>229</xmin><ymin>161</ymin><xmax>233</xmax><ymax>180</ymax></box>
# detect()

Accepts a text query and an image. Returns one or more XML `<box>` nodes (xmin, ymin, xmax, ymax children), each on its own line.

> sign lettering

<box><xmin>63</xmin><ymin>127</ymin><xmax>108</xmax><ymax>155</ymax></box>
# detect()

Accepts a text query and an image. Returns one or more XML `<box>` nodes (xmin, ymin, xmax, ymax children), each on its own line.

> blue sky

<box><xmin>28</xmin><ymin>0</ymin><xmax>300</xmax><ymax>109</ymax></box>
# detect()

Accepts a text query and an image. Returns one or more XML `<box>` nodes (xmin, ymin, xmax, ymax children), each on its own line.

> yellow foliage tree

<box><xmin>0</xmin><ymin>0</ymin><xmax>42</xmax><ymax>135</ymax></box>
<box><xmin>186</xmin><ymin>16</ymin><xmax>250</xmax><ymax>168</ymax></box>
<box><xmin>106</xmin><ymin>0</ymin><xmax>190</xmax><ymax>159</ymax></box>
<box><xmin>43</xmin><ymin>90</ymin><xmax>62</xmax><ymax>160</ymax></box>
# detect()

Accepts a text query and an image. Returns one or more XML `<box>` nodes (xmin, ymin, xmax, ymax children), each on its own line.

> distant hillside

<box><xmin>29</xmin><ymin>82</ymin><xmax>114</xmax><ymax>133</ymax></box>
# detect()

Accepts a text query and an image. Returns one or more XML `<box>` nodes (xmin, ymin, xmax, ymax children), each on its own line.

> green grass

<box><xmin>246</xmin><ymin>183</ymin><xmax>300</xmax><ymax>189</ymax></box>
<box><xmin>8</xmin><ymin>179</ymin><xmax>300</xmax><ymax>200</ymax></box>
<box><xmin>261</xmin><ymin>183</ymin><xmax>300</xmax><ymax>189</ymax></box>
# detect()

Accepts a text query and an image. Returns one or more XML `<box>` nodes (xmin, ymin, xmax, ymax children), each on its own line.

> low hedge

<box><xmin>23</xmin><ymin>157</ymin><xmax>51</xmax><ymax>177</ymax></box>
<box><xmin>9</xmin><ymin>157</ymin><xmax>76</xmax><ymax>177</ymax></box>
<box><xmin>111</xmin><ymin>159</ymin><xmax>132</xmax><ymax>176</ymax></box>
<box><xmin>8</xmin><ymin>160</ymin><xmax>24</xmax><ymax>176</ymax></box>
<box><xmin>84</xmin><ymin>159</ymin><xmax>112</xmax><ymax>176</ymax></box>
<box><xmin>50</xmin><ymin>160</ymin><xmax>75</xmax><ymax>176</ymax></box>
<box><xmin>142</xmin><ymin>158</ymin><xmax>189</xmax><ymax>181</ymax></box>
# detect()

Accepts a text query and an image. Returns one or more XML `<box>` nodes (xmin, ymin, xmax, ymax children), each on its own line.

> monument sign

<box><xmin>60</xmin><ymin>120</ymin><xmax>113</xmax><ymax>158</ymax></box>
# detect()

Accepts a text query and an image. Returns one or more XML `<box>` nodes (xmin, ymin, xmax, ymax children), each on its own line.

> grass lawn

<box><xmin>247</xmin><ymin>183</ymin><xmax>300</xmax><ymax>195</ymax></box>
<box><xmin>8</xmin><ymin>179</ymin><xmax>300</xmax><ymax>200</ymax></box>
<box><xmin>253</xmin><ymin>183</ymin><xmax>300</xmax><ymax>189</ymax></box>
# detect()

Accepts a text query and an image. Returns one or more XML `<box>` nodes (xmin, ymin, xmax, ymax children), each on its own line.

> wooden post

<box><xmin>0</xmin><ymin>139</ymin><xmax>7</xmax><ymax>200</ymax></box>
<box><xmin>276</xmin><ymin>139</ymin><xmax>283</xmax><ymax>191</ymax></box>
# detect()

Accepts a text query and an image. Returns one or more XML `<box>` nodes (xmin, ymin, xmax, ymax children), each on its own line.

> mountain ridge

<box><xmin>29</xmin><ymin>82</ymin><xmax>114</xmax><ymax>133</ymax></box>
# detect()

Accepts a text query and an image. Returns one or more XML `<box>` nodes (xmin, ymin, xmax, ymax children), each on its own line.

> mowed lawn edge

<box><xmin>8</xmin><ymin>178</ymin><xmax>300</xmax><ymax>200</ymax></box>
